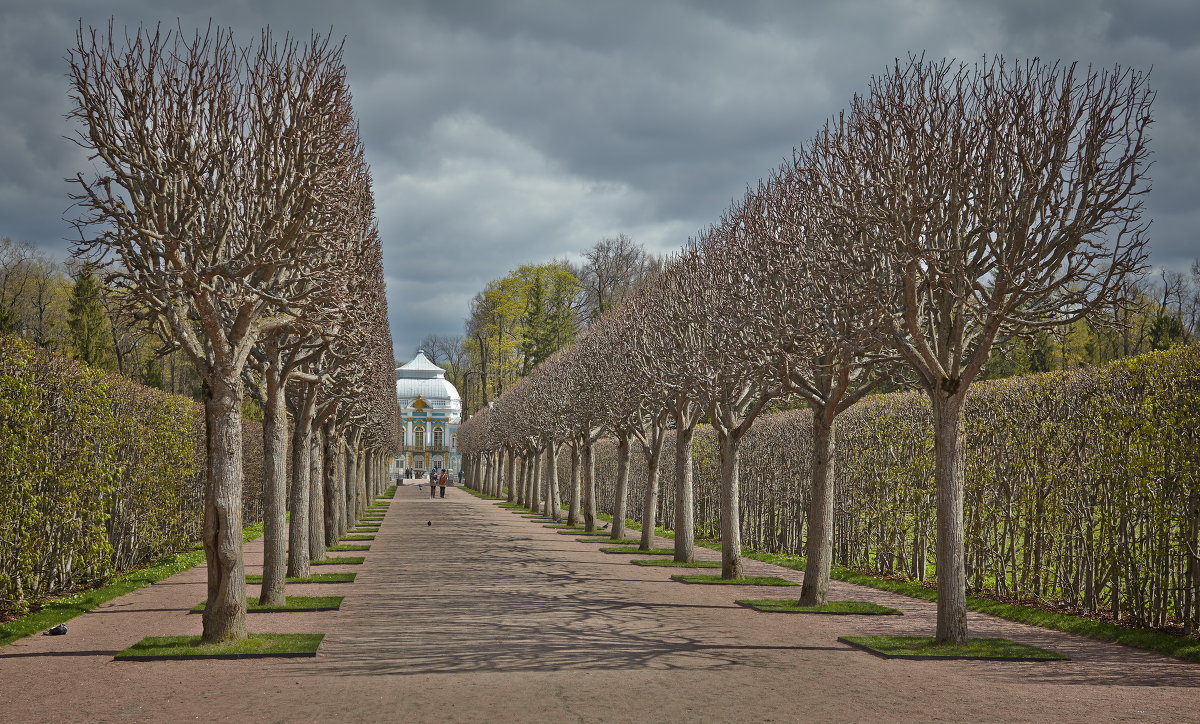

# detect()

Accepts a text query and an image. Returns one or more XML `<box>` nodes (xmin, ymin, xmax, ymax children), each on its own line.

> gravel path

<box><xmin>3</xmin><ymin>484</ymin><xmax>1199</xmax><ymax>723</ymax></box>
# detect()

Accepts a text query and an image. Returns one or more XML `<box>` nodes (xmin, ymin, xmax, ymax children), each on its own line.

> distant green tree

<box><xmin>67</xmin><ymin>263</ymin><xmax>111</xmax><ymax>369</ymax></box>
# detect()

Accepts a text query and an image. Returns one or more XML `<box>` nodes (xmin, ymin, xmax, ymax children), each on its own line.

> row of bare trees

<box><xmin>68</xmin><ymin>24</ymin><xmax>398</xmax><ymax>644</ymax></box>
<box><xmin>460</xmin><ymin>56</ymin><xmax>1153</xmax><ymax>644</ymax></box>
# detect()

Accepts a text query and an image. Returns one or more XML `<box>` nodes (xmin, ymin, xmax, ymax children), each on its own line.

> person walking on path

<box><xmin>439</xmin><ymin>468</ymin><xmax>449</xmax><ymax>498</ymax></box>
<box><xmin>430</xmin><ymin>469</ymin><xmax>437</xmax><ymax>498</ymax></box>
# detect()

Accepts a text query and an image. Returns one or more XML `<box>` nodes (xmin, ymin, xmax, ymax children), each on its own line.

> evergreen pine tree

<box><xmin>67</xmin><ymin>263</ymin><xmax>111</xmax><ymax>368</ymax></box>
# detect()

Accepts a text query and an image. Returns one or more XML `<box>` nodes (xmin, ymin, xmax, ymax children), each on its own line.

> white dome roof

<box><xmin>396</xmin><ymin>351</ymin><xmax>461</xmax><ymax>419</ymax></box>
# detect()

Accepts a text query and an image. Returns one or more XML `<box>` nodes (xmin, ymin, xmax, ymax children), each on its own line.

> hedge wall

<box><xmin>585</xmin><ymin>344</ymin><xmax>1200</xmax><ymax>632</ymax></box>
<box><xmin>0</xmin><ymin>336</ymin><xmax>264</xmax><ymax>614</ymax></box>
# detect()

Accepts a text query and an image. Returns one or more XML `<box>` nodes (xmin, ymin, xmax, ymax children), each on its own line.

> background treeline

<box><xmin>0</xmin><ymin>335</ymin><xmax>265</xmax><ymax>615</ymax></box>
<box><xmin>580</xmin><ymin>344</ymin><xmax>1200</xmax><ymax>633</ymax></box>
<box><xmin>417</xmin><ymin>234</ymin><xmax>663</xmax><ymax>412</ymax></box>
<box><xmin>1</xmin><ymin>237</ymin><xmax>213</xmax><ymax>403</ymax></box>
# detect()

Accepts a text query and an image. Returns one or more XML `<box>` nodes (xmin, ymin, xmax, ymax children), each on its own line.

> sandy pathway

<box><xmin>2</xmin><ymin>485</ymin><xmax>1199</xmax><ymax>723</ymax></box>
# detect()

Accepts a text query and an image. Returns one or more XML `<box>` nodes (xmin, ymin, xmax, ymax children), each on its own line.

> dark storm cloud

<box><xmin>1</xmin><ymin>1</ymin><xmax>1197</xmax><ymax>357</ymax></box>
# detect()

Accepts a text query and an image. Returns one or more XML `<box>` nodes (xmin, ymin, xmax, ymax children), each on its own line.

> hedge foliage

<box><xmin>0</xmin><ymin>336</ymin><xmax>264</xmax><ymax>614</ymax></box>
<box><xmin>586</xmin><ymin>344</ymin><xmax>1200</xmax><ymax>632</ymax></box>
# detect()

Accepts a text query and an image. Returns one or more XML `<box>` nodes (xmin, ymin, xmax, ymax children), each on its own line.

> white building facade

<box><xmin>393</xmin><ymin>351</ymin><xmax>462</xmax><ymax>478</ymax></box>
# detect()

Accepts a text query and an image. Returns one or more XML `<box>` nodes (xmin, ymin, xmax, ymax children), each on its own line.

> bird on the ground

<box><xmin>427</xmin><ymin>521</ymin><xmax>432</xmax><ymax>526</ymax></box>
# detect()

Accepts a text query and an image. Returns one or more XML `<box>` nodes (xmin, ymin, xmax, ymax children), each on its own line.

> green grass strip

<box><xmin>311</xmin><ymin>556</ymin><xmax>364</xmax><ymax>565</ymax></box>
<box><xmin>840</xmin><ymin>635</ymin><xmax>1067</xmax><ymax>661</ymax></box>
<box><xmin>631</xmin><ymin>559</ymin><xmax>721</xmax><ymax>568</ymax></box>
<box><xmin>671</xmin><ymin>574</ymin><xmax>797</xmax><ymax>586</ymax></box>
<box><xmin>576</xmin><ymin>537</ymin><xmax>639</xmax><ymax>545</ymax></box>
<box><xmin>461</xmin><ymin>486</ymin><xmax>503</xmax><ymax>500</ymax></box>
<box><xmin>116</xmin><ymin>633</ymin><xmax>325</xmax><ymax>661</ymax></box>
<box><xmin>246</xmin><ymin>573</ymin><xmax>355</xmax><ymax>584</ymax></box>
<box><xmin>599</xmin><ymin>546</ymin><xmax>675</xmax><ymax>556</ymax></box>
<box><xmin>545</xmin><ymin>524</ymin><xmax>584</xmax><ymax>530</ymax></box>
<box><xmin>327</xmin><ymin>544</ymin><xmax>370</xmax><ymax>552</ymax></box>
<box><xmin>341</xmin><ymin>535</ymin><xmax>375</xmax><ymax>541</ymax></box>
<box><xmin>559</xmin><ymin>530</ymin><xmax>611</xmax><ymax>536</ymax></box>
<box><xmin>190</xmin><ymin>596</ymin><xmax>343</xmax><ymax>613</ymax></box>
<box><xmin>348</xmin><ymin>528</ymin><xmax>378</xmax><ymax>534</ymax></box>
<box><xmin>0</xmin><ymin>521</ymin><xmax>264</xmax><ymax>648</ymax></box>
<box><xmin>740</xmin><ymin>550</ymin><xmax>1200</xmax><ymax>664</ymax></box>
<box><xmin>737</xmin><ymin>599</ymin><xmax>901</xmax><ymax>615</ymax></box>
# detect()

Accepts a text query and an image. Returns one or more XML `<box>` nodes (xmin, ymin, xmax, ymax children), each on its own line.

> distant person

<box><xmin>458</xmin><ymin>468</ymin><xmax>464</xmax><ymax>484</ymax></box>
<box><xmin>429</xmin><ymin>469</ymin><xmax>437</xmax><ymax>498</ymax></box>
<box><xmin>438</xmin><ymin>468</ymin><xmax>449</xmax><ymax>498</ymax></box>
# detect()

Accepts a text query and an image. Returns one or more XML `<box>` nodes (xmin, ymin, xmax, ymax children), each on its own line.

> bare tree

<box><xmin>843</xmin><ymin>57</ymin><xmax>1152</xmax><ymax>643</ymax></box>
<box><xmin>576</xmin><ymin>234</ymin><xmax>654</xmax><ymax>322</ymax></box>
<box><xmin>69</xmin><ymin>24</ymin><xmax>358</xmax><ymax>643</ymax></box>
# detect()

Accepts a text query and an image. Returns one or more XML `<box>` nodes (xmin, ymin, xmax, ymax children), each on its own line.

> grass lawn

<box><xmin>341</xmin><ymin>535</ymin><xmax>375</xmax><ymax>541</ymax></box>
<box><xmin>599</xmin><ymin>546</ymin><xmax>675</xmax><ymax>556</ymax></box>
<box><xmin>559</xmin><ymin>530</ymin><xmax>611</xmax><ymax>536</ymax></box>
<box><xmin>246</xmin><ymin>573</ymin><xmax>356</xmax><ymax>584</ymax></box>
<box><xmin>545</xmin><ymin>524</ymin><xmax>584</xmax><ymax>529</ymax></box>
<box><xmin>576</xmin><ymin>537</ymin><xmax>639</xmax><ymax>545</ymax></box>
<box><xmin>115</xmin><ymin>633</ymin><xmax>325</xmax><ymax>661</ymax></box>
<box><xmin>671</xmin><ymin>574</ymin><xmax>798</xmax><ymax>586</ymax></box>
<box><xmin>840</xmin><ymin>635</ymin><xmax>1067</xmax><ymax>661</ymax></box>
<box><xmin>311</xmin><ymin>556</ymin><xmax>365</xmax><ymax>565</ymax></box>
<box><xmin>348</xmin><ymin>527</ymin><xmax>378</xmax><ymax>533</ymax></box>
<box><xmin>327</xmin><ymin>544</ymin><xmax>370</xmax><ymax>552</ymax></box>
<box><xmin>737</xmin><ymin>599</ymin><xmax>902</xmax><ymax>615</ymax></box>
<box><xmin>631</xmin><ymin>559</ymin><xmax>721</xmax><ymax>568</ymax></box>
<box><xmin>0</xmin><ymin>522</ymin><xmax>264</xmax><ymax>648</ymax></box>
<box><xmin>190</xmin><ymin>596</ymin><xmax>343</xmax><ymax>613</ymax></box>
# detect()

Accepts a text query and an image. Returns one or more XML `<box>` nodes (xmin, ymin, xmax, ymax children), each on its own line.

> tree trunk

<box><xmin>287</xmin><ymin>414</ymin><xmax>314</xmax><ymax>577</ymax></box>
<box><xmin>322</xmin><ymin>424</ymin><xmax>339</xmax><ymax>547</ymax></box>
<box><xmin>799</xmin><ymin>407</ymin><xmax>836</xmax><ymax>606</ymax></box>
<box><xmin>258</xmin><ymin>370</ymin><xmax>287</xmax><ymax>607</ymax></box>
<box><xmin>612</xmin><ymin>433</ymin><xmax>631</xmax><ymax>540</ymax></box>
<box><xmin>932</xmin><ymin>390</ymin><xmax>969</xmax><ymax>644</ymax></box>
<box><xmin>308</xmin><ymin>429</ymin><xmax>325</xmax><ymax>560</ymax></box>
<box><xmin>718</xmin><ymin>430</ymin><xmax>743</xmax><ymax>579</ymax></box>
<box><xmin>639</xmin><ymin>436</ymin><xmax>664</xmax><ymax>552</ymax></box>
<box><xmin>201</xmin><ymin>376</ymin><xmax>247</xmax><ymax>644</ymax></box>
<box><xmin>582</xmin><ymin>439</ymin><xmax>597</xmax><ymax>532</ymax></box>
<box><xmin>355</xmin><ymin>442</ymin><xmax>368</xmax><ymax>519</ymax></box>
<box><xmin>544</xmin><ymin>443</ymin><xmax>560</xmax><ymax>520</ymax></box>
<box><xmin>343</xmin><ymin>437</ymin><xmax>358</xmax><ymax>532</ymax></box>
<box><xmin>505</xmin><ymin>449</ymin><xmax>516</xmax><ymax>502</ymax></box>
<box><xmin>674</xmin><ymin>423</ymin><xmax>695</xmax><ymax>564</ymax></box>
<box><xmin>568</xmin><ymin>443</ymin><xmax>581</xmax><ymax>526</ymax></box>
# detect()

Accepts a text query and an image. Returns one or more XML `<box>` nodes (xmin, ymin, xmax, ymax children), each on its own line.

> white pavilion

<box><xmin>393</xmin><ymin>350</ymin><xmax>462</xmax><ymax>478</ymax></box>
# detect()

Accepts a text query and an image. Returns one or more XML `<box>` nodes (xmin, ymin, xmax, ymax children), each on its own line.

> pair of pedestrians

<box><xmin>428</xmin><ymin>468</ymin><xmax>449</xmax><ymax>498</ymax></box>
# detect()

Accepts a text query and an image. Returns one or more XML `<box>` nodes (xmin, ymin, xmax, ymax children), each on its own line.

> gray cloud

<box><xmin>0</xmin><ymin>0</ymin><xmax>1196</xmax><ymax>357</ymax></box>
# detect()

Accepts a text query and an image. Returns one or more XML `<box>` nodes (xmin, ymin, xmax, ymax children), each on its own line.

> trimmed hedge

<box><xmin>0</xmin><ymin>336</ymin><xmax>264</xmax><ymax>614</ymax></box>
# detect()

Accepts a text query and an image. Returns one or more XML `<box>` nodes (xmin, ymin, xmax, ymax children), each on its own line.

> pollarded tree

<box><xmin>669</xmin><ymin>205</ymin><xmax>784</xmax><ymax>579</ymax></box>
<box><xmin>624</xmin><ymin>259</ymin><xmax>707</xmax><ymax>563</ymax></box>
<box><xmin>843</xmin><ymin>57</ymin><xmax>1152</xmax><ymax>643</ymax></box>
<box><xmin>68</xmin><ymin>25</ymin><xmax>355</xmax><ymax>642</ymax></box>
<box><xmin>749</xmin><ymin>130</ymin><xmax>895</xmax><ymax>606</ymax></box>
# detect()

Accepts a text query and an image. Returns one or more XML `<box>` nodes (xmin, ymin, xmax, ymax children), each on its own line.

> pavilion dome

<box><xmin>396</xmin><ymin>351</ymin><xmax>461</xmax><ymax>421</ymax></box>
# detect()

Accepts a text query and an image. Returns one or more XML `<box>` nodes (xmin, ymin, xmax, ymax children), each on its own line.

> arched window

<box><xmin>433</xmin><ymin>426</ymin><xmax>444</xmax><ymax>448</ymax></box>
<box><xmin>414</xmin><ymin>425</ymin><xmax>425</xmax><ymax>448</ymax></box>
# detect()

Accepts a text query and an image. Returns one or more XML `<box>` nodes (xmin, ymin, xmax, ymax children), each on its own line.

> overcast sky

<box><xmin>2</xmin><ymin>1</ymin><xmax>1196</xmax><ymax>358</ymax></box>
